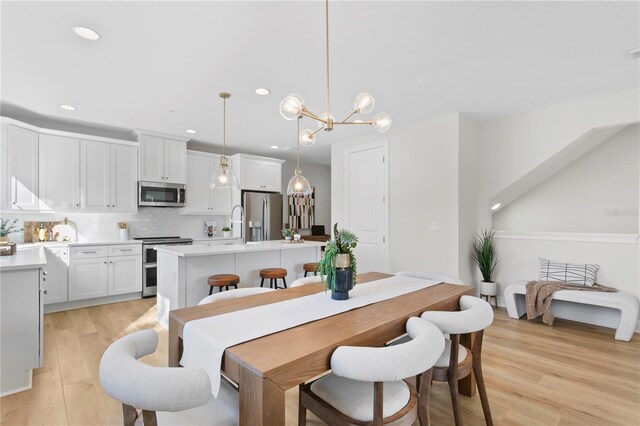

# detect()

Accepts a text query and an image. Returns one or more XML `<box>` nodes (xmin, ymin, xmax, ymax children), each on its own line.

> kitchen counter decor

<box><xmin>318</xmin><ymin>223</ymin><xmax>358</xmax><ymax>300</ymax></box>
<box><xmin>0</xmin><ymin>218</ymin><xmax>22</xmax><ymax>255</ymax></box>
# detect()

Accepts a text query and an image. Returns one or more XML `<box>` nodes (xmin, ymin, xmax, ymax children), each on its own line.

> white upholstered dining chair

<box><xmin>396</xmin><ymin>270</ymin><xmax>464</xmax><ymax>285</ymax></box>
<box><xmin>290</xmin><ymin>275</ymin><xmax>326</xmax><ymax>287</ymax></box>
<box><xmin>99</xmin><ymin>329</ymin><xmax>238</xmax><ymax>426</ymax></box>
<box><xmin>198</xmin><ymin>287</ymin><xmax>275</xmax><ymax>305</ymax></box>
<box><xmin>421</xmin><ymin>295</ymin><xmax>494</xmax><ymax>426</ymax></box>
<box><xmin>298</xmin><ymin>317</ymin><xmax>445</xmax><ymax>426</ymax></box>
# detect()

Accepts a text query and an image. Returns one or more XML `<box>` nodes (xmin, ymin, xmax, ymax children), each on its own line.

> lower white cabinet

<box><xmin>43</xmin><ymin>247</ymin><xmax>69</xmax><ymax>304</ymax></box>
<box><xmin>68</xmin><ymin>245</ymin><xmax>142</xmax><ymax>302</ymax></box>
<box><xmin>108</xmin><ymin>255</ymin><xmax>142</xmax><ymax>295</ymax></box>
<box><xmin>68</xmin><ymin>257</ymin><xmax>109</xmax><ymax>301</ymax></box>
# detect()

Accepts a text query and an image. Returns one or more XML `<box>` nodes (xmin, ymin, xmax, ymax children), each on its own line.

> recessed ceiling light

<box><xmin>186</xmin><ymin>129</ymin><xmax>197</xmax><ymax>134</ymax></box>
<box><xmin>255</xmin><ymin>88</ymin><xmax>270</xmax><ymax>96</ymax></box>
<box><xmin>59</xmin><ymin>104</ymin><xmax>76</xmax><ymax>111</ymax></box>
<box><xmin>73</xmin><ymin>26</ymin><xmax>100</xmax><ymax>41</ymax></box>
<box><xmin>491</xmin><ymin>203</ymin><xmax>501</xmax><ymax>210</ymax></box>
<box><xmin>270</xmin><ymin>145</ymin><xmax>279</xmax><ymax>150</ymax></box>
<box><xmin>627</xmin><ymin>46</ymin><xmax>640</xmax><ymax>60</ymax></box>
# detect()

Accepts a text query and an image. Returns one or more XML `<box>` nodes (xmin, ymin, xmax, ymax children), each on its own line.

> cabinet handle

<box><xmin>82</xmin><ymin>251</ymin><xmax>97</xmax><ymax>254</ymax></box>
<box><xmin>119</xmin><ymin>249</ymin><xmax>133</xmax><ymax>252</ymax></box>
<box><xmin>76</xmin><ymin>203</ymin><xmax>79</xmax><ymax>207</ymax></box>
<box><xmin>42</xmin><ymin>278</ymin><xmax>46</xmax><ymax>282</ymax></box>
<box><xmin>109</xmin><ymin>261</ymin><xmax>113</xmax><ymax>264</ymax></box>
<box><xmin>41</xmin><ymin>289</ymin><xmax>47</xmax><ymax>294</ymax></box>
<box><xmin>104</xmin><ymin>261</ymin><xmax>108</xmax><ymax>264</ymax></box>
<box><xmin>42</xmin><ymin>271</ymin><xmax>48</xmax><ymax>275</ymax></box>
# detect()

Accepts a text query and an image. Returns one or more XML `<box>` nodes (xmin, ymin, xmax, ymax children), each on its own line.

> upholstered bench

<box><xmin>504</xmin><ymin>280</ymin><xmax>639</xmax><ymax>342</ymax></box>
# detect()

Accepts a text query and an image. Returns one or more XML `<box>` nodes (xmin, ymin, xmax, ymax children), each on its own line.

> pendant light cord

<box><xmin>222</xmin><ymin>97</ymin><xmax>227</xmax><ymax>158</ymax></box>
<box><xmin>296</xmin><ymin>118</ymin><xmax>301</xmax><ymax>169</ymax></box>
<box><xmin>325</xmin><ymin>0</ymin><xmax>330</xmax><ymax>117</ymax></box>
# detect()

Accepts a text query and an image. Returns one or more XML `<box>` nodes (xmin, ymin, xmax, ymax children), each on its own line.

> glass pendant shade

<box><xmin>354</xmin><ymin>92</ymin><xmax>375</xmax><ymax>114</ymax></box>
<box><xmin>287</xmin><ymin>167</ymin><xmax>312</xmax><ymax>196</ymax></box>
<box><xmin>279</xmin><ymin>93</ymin><xmax>305</xmax><ymax>120</ymax></box>
<box><xmin>210</xmin><ymin>157</ymin><xmax>240</xmax><ymax>190</ymax></box>
<box><xmin>371</xmin><ymin>112</ymin><xmax>392</xmax><ymax>133</ymax></box>
<box><xmin>299</xmin><ymin>128</ymin><xmax>317</xmax><ymax>146</ymax></box>
<box><xmin>317</xmin><ymin>112</ymin><xmax>335</xmax><ymax>129</ymax></box>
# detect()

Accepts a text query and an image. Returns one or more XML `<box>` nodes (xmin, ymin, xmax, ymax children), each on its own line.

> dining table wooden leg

<box><xmin>458</xmin><ymin>332</ymin><xmax>476</xmax><ymax>397</ymax></box>
<box><xmin>168</xmin><ymin>316</ymin><xmax>182</xmax><ymax>367</ymax></box>
<box><xmin>239</xmin><ymin>365</ymin><xmax>285</xmax><ymax>426</ymax></box>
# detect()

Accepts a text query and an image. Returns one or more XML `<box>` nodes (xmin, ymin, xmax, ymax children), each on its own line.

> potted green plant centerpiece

<box><xmin>471</xmin><ymin>228</ymin><xmax>500</xmax><ymax>301</ymax></box>
<box><xmin>0</xmin><ymin>218</ymin><xmax>23</xmax><ymax>243</ymax></box>
<box><xmin>282</xmin><ymin>226</ymin><xmax>295</xmax><ymax>242</ymax></box>
<box><xmin>222</xmin><ymin>226</ymin><xmax>232</xmax><ymax>238</ymax></box>
<box><xmin>318</xmin><ymin>223</ymin><xmax>358</xmax><ymax>300</ymax></box>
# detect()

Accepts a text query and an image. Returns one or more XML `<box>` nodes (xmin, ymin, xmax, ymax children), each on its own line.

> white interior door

<box><xmin>344</xmin><ymin>141</ymin><xmax>389</xmax><ymax>274</ymax></box>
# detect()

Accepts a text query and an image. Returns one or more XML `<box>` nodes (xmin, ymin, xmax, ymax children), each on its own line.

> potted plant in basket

<box><xmin>317</xmin><ymin>223</ymin><xmax>358</xmax><ymax>300</ymax></box>
<box><xmin>471</xmin><ymin>228</ymin><xmax>500</xmax><ymax>300</ymax></box>
<box><xmin>0</xmin><ymin>218</ymin><xmax>23</xmax><ymax>243</ymax></box>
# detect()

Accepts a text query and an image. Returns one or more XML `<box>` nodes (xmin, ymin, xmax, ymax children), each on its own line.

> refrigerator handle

<box><xmin>265</xmin><ymin>196</ymin><xmax>269</xmax><ymax>240</ymax></box>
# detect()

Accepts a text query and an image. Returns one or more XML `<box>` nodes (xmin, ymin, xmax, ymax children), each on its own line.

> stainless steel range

<box><xmin>135</xmin><ymin>236</ymin><xmax>193</xmax><ymax>297</ymax></box>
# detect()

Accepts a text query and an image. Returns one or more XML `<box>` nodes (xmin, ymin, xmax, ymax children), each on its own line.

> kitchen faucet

<box><xmin>230</xmin><ymin>204</ymin><xmax>245</xmax><ymax>244</ymax></box>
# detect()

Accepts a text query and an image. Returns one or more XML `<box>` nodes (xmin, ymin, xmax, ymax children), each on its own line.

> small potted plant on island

<box><xmin>282</xmin><ymin>226</ymin><xmax>295</xmax><ymax>242</ymax></box>
<box><xmin>471</xmin><ymin>228</ymin><xmax>500</xmax><ymax>308</ymax></box>
<box><xmin>222</xmin><ymin>226</ymin><xmax>232</xmax><ymax>238</ymax></box>
<box><xmin>318</xmin><ymin>223</ymin><xmax>358</xmax><ymax>300</ymax></box>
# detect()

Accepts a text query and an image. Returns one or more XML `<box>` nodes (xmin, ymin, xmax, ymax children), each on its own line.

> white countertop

<box><xmin>18</xmin><ymin>240</ymin><xmax>142</xmax><ymax>248</ymax></box>
<box><xmin>0</xmin><ymin>246</ymin><xmax>46</xmax><ymax>271</ymax></box>
<box><xmin>155</xmin><ymin>240</ymin><xmax>325</xmax><ymax>257</ymax></box>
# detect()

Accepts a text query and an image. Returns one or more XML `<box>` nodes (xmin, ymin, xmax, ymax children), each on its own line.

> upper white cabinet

<box><xmin>81</xmin><ymin>140</ymin><xmax>138</xmax><ymax>212</ymax></box>
<box><xmin>135</xmin><ymin>130</ymin><xmax>188</xmax><ymax>184</ymax></box>
<box><xmin>5</xmin><ymin>124</ymin><xmax>40</xmax><ymax>210</ymax></box>
<box><xmin>183</xmin><ymin>151</ymin><xmax>232</xmax><ymax>215</ymax></box>
<box><xmin>39</xmin><ymin>135</ymin><xmax>80</xmax><ymax>211</ymax></box>
<box><xmin>232</xmin><ymin>154</ymin><xmax>284</xmax><ymax>192</ymax></box>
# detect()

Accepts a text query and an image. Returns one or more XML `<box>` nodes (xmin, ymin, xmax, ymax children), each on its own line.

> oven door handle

<box><xmin>143</xmin><ymin>263</ymin><xmax>157</xmax><ymax>268</ymax></box>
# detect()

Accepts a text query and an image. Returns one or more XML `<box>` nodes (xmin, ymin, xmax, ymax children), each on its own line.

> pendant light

<box><xmin>286</xmin><ymin>118</ymin><xmax>312</xmax><ymax>196</ymax></box>
<box><xmin>279</xmin><ymin>0</ymin><xmax>392</xmax><ymax>145</ymax></box>
<box><xmin>210</xmin><ymin>92</ymin><xmax>240</xmax><ymax>190</ymax></box>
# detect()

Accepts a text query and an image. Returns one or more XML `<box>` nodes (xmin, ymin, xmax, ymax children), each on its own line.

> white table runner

<box><xmin>180</xmin><ymin>275</ymin><xmax>442</xmax><ymax>396</ymax></box>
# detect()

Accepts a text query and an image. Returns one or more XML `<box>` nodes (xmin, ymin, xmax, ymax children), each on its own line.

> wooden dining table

<box><xmin>168</xmin><ymin>271</ymin><xmax>476</xmax><ymax>426</ymax></box>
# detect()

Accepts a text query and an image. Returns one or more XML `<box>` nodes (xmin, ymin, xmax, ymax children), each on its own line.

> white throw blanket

<box><xmin>180</xmin><ymin>275</ymin><xmax>442</xmax><ymax>396</ymax></box>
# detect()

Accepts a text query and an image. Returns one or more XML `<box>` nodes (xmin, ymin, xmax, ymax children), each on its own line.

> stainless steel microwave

<box><xmin>138</xmin><ymin>181</ymin><xmax>186</xmax><ymax>207</ymax></box>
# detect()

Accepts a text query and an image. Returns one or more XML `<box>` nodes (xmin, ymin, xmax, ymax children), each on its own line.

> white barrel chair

<box><xmin>99</xmin><ymin>329</ymin><xmax>238</xmax><ymax>426</ymax></box>
<box><xmin>421</xmin><ymin>295</ymin><xmax>494</xmax><ymax>426</ymax></box>
<box><xmin>298</xmin><ymin>317</ymin><xmax>445</xmax><ymax>426</ymax></box>
<box><xmin>290</xmin><ymin>275</ymin><xmax>326</xmax><ymax>288</ymax></box>
<box><xmin>396</xmin><ymin>270</ymin><xmax>464</xmax><ymax>285</ymax></box>
<box><xmin>198</xmin><ymin>287</ymin><xmax>275</xmax><ymax>305</ymax></box>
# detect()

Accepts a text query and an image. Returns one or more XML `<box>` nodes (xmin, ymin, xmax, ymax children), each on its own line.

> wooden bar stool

<box><xmin>207</xmin><ymin>274</ymin><xmax>240</xmax><ymax>295</ymax></box>
<box><xmin>303</xmin><ymin>262</ymin><xmax>319</xmax><ymax>277</ymax></box>
<box><xmin>259</xmin><ymin>268</ymin><xmax>288</xmax><ymax>289</ymax></box>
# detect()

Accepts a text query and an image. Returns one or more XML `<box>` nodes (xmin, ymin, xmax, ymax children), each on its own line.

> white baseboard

<box><xmin>44</xmin><ymin>292</ymin><xmax>142</xmax><ymax>314</ymax></box>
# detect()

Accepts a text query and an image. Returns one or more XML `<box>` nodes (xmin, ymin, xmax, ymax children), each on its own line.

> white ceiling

<box><xmin>2</xmin><ymin>1</ymin><xmax>639</xmax><ymax>165</ymax></box>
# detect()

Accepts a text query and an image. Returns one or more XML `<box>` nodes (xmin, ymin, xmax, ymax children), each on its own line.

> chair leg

<box><xmin>373</xmin><ymin>382</ymin><xmax>384</xmax><ymax>426</ymax></box>
<box><xmin>418</xmin><ymin>369</ymin><xmax>433</xmax><ymax>426</ymax></box>
<box><xmin>298</xmin><ymin>385</ymin><xmax>307</xmax><ymax>426</ymax></box>
<box><xmin>282</xmin><ymin>277</ymin><xmax>287</xmax><ymax>288</ymax></box>
<box><xmin>448</xmin><ymin>334</ymin><xmax>464</xmax><ymax>426</ymax></box>
<box><xmin>142</xmin><ymin>410</ymin><xmax>158</xmax><ymax>426</ymax></box>
<box><xmin>218</xmin><ymin>286</ymin><xmax>223</xmax><ymax>292</ymax></box>
<box><xmin>304</xmin><ymin>271</ymin><xmax>308</xmax><ymax>277</ymax></box>
<box><xmin>122</xmin><ymin>404</ymin><xmax>137</xmax><ymax>426</ymax></box>
<box><xmin>208</xmin><ymin>286</ymin><xmax>213</xmax><ymax>295</ymax></box>
<box><xmin>260</xmin><ymin>277</ymin><xmax>265</xmax><ymax>287</ymax></box>
<box><xmin>473</xmin><ymin>344</ymin><xmax>493</xmax><ymax>425</ymax></box>
<box><xmin>448</xmin><ymin>374</ymin><xmax>463</xmax><ymax>426</ymax></box>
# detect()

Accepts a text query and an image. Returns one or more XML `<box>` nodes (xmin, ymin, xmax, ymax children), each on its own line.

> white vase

<box><xmin>119</xmin><ymin>228</ymin><xmax>130</xmax><ymax>241</ymax></box>
<box><xmin>480</xmin><ymin>280</ymin><xmax>497</xmax><ymax>296</ymax></box>
<box><xmin>223</xmin><ymin>231</ymin><xmax>232</xmax><ymax>238</ymax></box>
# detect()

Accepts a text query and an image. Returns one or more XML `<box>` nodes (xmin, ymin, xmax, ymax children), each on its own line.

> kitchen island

<box><xmin>155</xmin><ymin>240</ymin><xmax>325</xmax><ymax>328</ymax></box>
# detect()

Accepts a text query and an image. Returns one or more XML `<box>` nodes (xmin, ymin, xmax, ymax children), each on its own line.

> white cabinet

<box><xmin>233</xmin><ymin>154</ymin><xmax>284</xmax><ymax>192</ymax></box>
<box><xmin>68</xmin><ymin>257</ymin><xmax>109</xmax><ymax>301</ymax></box>
<box><xmin>110</xmin><ymin>144</ymin><xmax>138</xmax><ymax>212</ymax></box>
<box><xmin>68</xmin><ymin>245</ymin><xmax>142</xmax><ymax>301</ymax></box>
<box><xmin>81</xmin><ymin>140</ymin><xmax>137</xmax><ymax>212</ymax></box>
<box><xmin>43</xmin><ymin>247</ymin><xmax>69</xmax><ymax>305</ymax></box>
<box><xmin>39</xmin><ymin>135</ymin><xmax>80</xmax><ymax>211</ymax></box>
<box><xmin>136</xmin><ymin>132</ymin><xmax>187</xmax><ymax>184</ymax></box>
<box><xmin>6</xmin><ymin>125</ymin><xmax>40</xmax><ymax>210</ymax></box>
<box><xmin>183</xmin><ymin>151</ymin><xmax>232</xmax><ymax>215</ymax></box>
<box><xmin>108</xmin><ymin>256</ymin><xmax>142</xmax><ymax>295</ymax></box>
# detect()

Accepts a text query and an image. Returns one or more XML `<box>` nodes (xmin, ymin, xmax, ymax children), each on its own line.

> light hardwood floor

<box><xmin>1</xmin><ymin>298</ymin><xmax>639</xmax><ymax>426</ymax></box>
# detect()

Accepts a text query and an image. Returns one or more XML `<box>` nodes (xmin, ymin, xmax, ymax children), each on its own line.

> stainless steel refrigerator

<box><xmin>242</xmin><ymin>191</ymin><xmax>283</xmax><ymax>241</ymax></box>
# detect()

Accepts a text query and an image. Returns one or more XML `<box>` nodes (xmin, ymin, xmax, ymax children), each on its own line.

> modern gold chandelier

<box><xmin>279</xmin><ymin>0</ymin><xmax>392</xmax><ymax>146</ymax></box>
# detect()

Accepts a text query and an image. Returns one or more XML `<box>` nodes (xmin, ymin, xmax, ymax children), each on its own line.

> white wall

<box><xmin>493</xmin><ymin>124</ymin><xmax>639</xmax><ymax>233</ymax></box>
<box><xmin>280</xmin><ymin>161</ymin><xmax>331</xmax><ymax>230</ymax></box>
<box><xmin>2</xmin><ymin>209</ymin><xmax>229</xmax><ymax>243</ymax></box>
<box><xmin>331</xmin><ymin>113</ymin><xmax>476</xmax><ymax>280</ymax></box>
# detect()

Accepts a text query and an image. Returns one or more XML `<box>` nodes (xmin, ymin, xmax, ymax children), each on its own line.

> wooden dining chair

<box><xmin>420</xmin><ymin>295</ymin><xmax>494</xmax><ymax>426</ymax></box>
<box><xmin>198</xmin><ymin>287</ymin><xmax>275</xmax><ymax>305</ymax></box>
<box><xmin>298</xmin><ymin>317</ymin><xmax>445</xmax><ymax>426</ymax></box>
<box><xmin>99</xmin><ymin>329</ymin><xmax>238</xmax><ymax>426</ymax></box>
